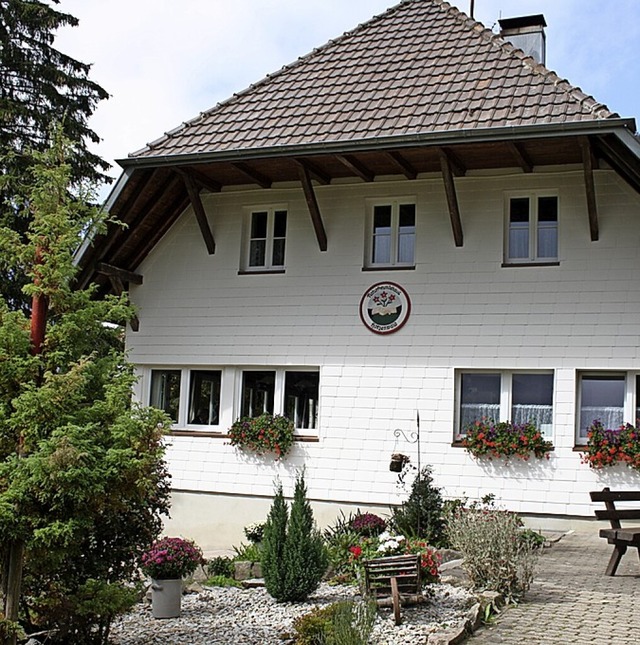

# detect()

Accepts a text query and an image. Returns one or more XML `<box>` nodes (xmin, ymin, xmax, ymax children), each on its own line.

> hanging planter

<box><xmin>389</xmin><ymin>453</ymin><xmax>410</xmax><ymax>472</ymax></box>
<box><xmin>228</xmin><ymin>413</ymin><xmax>295</xmax><ymax>458</ymax></box>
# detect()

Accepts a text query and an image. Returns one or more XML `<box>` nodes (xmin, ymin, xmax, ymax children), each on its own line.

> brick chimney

<box><xmin>498</xmin><ymin>14</ymin><xmax>547</xmax><ymax>65</ymax></box>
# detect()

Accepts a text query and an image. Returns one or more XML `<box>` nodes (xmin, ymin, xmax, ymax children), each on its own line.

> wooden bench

<box><xmin>362</xmin><ymin>553</ymin><xmax>424</xmax><ymax>625</ymax></box>
<box><xmin>590</xmin><ymin>487</ymin><xmax>640</xmax><ymax>576</ymax></box>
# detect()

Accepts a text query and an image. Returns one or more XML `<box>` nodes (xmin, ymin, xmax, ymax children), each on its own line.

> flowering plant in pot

<box><xmin>140</xmin><ymin>536</ymin><xmax>204</xmax><ymax>580</ymax></box>
<box><xmin>228</xmin><ymin>413</ymin><xmax>295</xmax><ymax>458</ymax></box>
<box><xmin>462</xmin><ymin>418</ymin><xmax>553</xmax><ymax>460</ymax></box>
<box><xmin>582</xmin><ymin>420</ymin><xmax>640</xmax><ymax>470</ymax></box>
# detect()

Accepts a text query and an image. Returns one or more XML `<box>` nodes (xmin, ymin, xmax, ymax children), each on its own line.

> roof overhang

<box><xmin>76</xmin><ymin>119</ymin><xmax>640</xmax><ymax>295</ymax></box>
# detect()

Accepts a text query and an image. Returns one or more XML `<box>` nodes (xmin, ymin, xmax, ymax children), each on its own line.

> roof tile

<box><xmin>132</xmin><ymin>0</ymin><xmax>618</xmax><ymax>160</ymax></box>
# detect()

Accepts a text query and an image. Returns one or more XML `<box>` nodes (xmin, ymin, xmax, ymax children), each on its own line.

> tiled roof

<box><xmin>131</xmin><ymin>0</ymin><xmax>616</xmax><ymax>160</ymax></box>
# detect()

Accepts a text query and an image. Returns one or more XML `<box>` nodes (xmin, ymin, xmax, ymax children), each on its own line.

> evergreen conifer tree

<box><xmin>0</xmin><ymin>0</ymin><xmax>110</xmax><ymax>312</ymax></box>
<box><xmin>261</xmin><ymin>481</ymin><xmax>289</xmax><ymax>601</ymax></box>
<box><xmin>261</xmin><ymin>472</ymin><xmax>327</xmax><ymax>602</ymax></box>
<box><xmin>282</xmin><ymin>472</ymin><xmax>328</xmax><ymax>601</ymax></box>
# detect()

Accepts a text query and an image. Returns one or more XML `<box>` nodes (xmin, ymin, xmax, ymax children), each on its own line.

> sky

<box><xmin>53</xmin><ymin>0</ymin><xmax>640</xmax><ymax>196</ymax></box>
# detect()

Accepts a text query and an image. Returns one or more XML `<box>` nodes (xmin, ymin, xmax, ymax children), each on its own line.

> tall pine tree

<box><xmin>0</xmin><ymin>0</ymin><xmax>109</xmax><ymax>312</ymax></box>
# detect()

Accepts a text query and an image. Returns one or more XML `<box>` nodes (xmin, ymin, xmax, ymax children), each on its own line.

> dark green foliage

<box><xmin>281</xmin><ymin>473</ymin><xmax>328</xmax><ymax>601</ymax></box>
<box><xmin>0</xmin><ymin>0</ymin><xmax>110</xmax><ymax>313</ymax></box>
<box><xmin>244</xmin><ymin>521</ymin><xmax>265</xmax><ymax>543</ymax></box>
<box><xmin>262</xmin><ymin>473</ymin><xmax>328</xmax><ymax>602</ymax></box>
<box><xmin>390</xmin><ymin>465</ymin><xmax>447</xmax><ymax>546</ymax></box>
<box><xmin>262</xmin><ymin>481</ymin><xmax>289</xmax><ymax>600</ymax></box>
<box><xmin>206</xmin><ymin>556</ymin><xmax>235</xmax><ymax>578</ymax></box>
<box><xmin>0</xmin><ymin>133</ymin><xmax>171</xmax><ymax>644</ymax></box>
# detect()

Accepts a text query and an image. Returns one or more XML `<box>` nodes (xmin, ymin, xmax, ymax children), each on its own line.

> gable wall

<box><xmin>127</xmin><ymin>167</ymin><xmax>640</xmax><ymax>537</ymax></box>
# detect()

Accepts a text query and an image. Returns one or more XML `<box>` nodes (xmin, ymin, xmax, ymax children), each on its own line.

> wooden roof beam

<box><xmin>297</xmin><ymin>163</ymin><xmax>328</xmax><ymax>252</ymax></box>
<box><xmin>294</xmin><ymin>158</ymin><xmax>331</xmax><ymax>185</ymax></box>
<box><xmin>580</xmin><ymin>136</ymin><xmax>599</xmax><ymax>242</ymax></box>
<box><xmin>336</xmin><ymin>154</ymin><xmax>375</xmax><ymax>182</ymax></box>
<box><xmin>436</xmin><ymin>147</ymin><xmax>466</xmax><ymax>177</ymax></box>
<box><xmin>508</xmin><ymin>142</ymin><xmax>534</xmax><ymax>173</ymax></box>
<box><xmin>177</xmin><ymin>169</ymin><xmax>216</xmax><ymax>254</ymax></box>
<box><xmin>184</xmin><ymin>167</ymin><xmax>222</xmax><ymax>193</ymax></box>
<box><xmin>385</xmin><ymin>151</ymin><xmax>417</xmax><ymax>180</ymax></box>
<box><xmin>438</xmin><ymin>149</ymin><xmax>464</xmax><ymax>247</ymax></box>
<box><xmin>97</xmin><ymin>263</ymin><xmax>143</xmax><ymax>285</ymax></box>
<box><xmin>232</xmin><ymin>162</ymin><xmax>272</xmax><ymax>188</ymax></box>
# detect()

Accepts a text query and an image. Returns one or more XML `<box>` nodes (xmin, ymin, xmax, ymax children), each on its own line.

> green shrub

<box><xmin>204</xmin><ymin>574</ymin><xmax>242</xmax><ymax>588</ymax></box>
<box><xmin>293</xmin><ymin>600</ymin><xmax>377</xmax><ymax>645</ymax></box>
<box><xmin>233</xmin><ymin>542</ymin><xmax>262</xmax><ymax>562</ymax></box>
<box><xmin>206</xmin><ymin>556</ymin><xmax>235</xmax><ymax>578</ymax></box>
<box><xmin>444</xmin><ymin>499</ymin><xmax>538</xmax><ymax>602</ymax></box>
<box><xmin>262</xmin><ymin>472</ymin><xmax>328</xmax><ymax>602</ymax></box>
<box><xmin>519</xmin><ymin>528</ymin><xmax>546</xmax><ymax>549</ymax></box>
<box><xmin>390</xmin><ymin>465</ymin><xmax>447</xmax><ymax>546</ymax></box>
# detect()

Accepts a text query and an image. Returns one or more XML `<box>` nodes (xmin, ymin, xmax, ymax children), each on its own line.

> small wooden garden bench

<box><xmin>590</xmin><ymin>487</ymin><xmax>640</xmax><ymax>576</ymax></box>
<box><xmin>362</xmin><ymin>553</ymin><xmax>424</xmax><ymax>625</ymax></box>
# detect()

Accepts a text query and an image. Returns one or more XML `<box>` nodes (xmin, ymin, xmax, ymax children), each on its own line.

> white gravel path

<box><xmin>109</xmin><ymin>582</ymin><xmax>475</xmax><ymax>644</ymax></box>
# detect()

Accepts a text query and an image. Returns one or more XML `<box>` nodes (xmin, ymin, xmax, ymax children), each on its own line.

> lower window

<box><xmin>150</xmin><ymin>369</ymin><xmax>181</xmax><ymax>422</ymax></box>
<box><xmin>577</xmin><ymin>372</ymin><xmax>640</xmax><ymax>442</ymax></box>
<box><xmin>241</xmin><ymin>369</ymin><xmax>319</xmax><ymax>430</ymax></box>
<box><xmin>457</xmin><ymin>370</ymin><xmax>554</xmax><ymax>438</ymax></box>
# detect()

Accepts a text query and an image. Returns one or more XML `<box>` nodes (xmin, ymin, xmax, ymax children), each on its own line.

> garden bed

<box><xmin>109</xmin><ymin>581</ymin><xmax>476</xmax><ymax>645</ymax></box>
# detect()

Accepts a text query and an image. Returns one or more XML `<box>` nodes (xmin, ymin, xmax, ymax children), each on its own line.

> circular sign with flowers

<box><xmin>359</xmin><ymin>282</ymin><xmax>411</xmax><ymax>334</ymax></box>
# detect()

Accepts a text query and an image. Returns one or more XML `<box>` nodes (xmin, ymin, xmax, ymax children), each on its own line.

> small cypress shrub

<box><xmin>262</xmin><ymin>481</ymin><xmax>289</xmax><ymax>600</ymax></box>
<box><xmin>262</xmin><ymin>472</ymin><xmax>328</xmax><ymax>602</ymax></box>
<box><xmin>390</xmin><ymin>465</ymin><xmax>446</xmax><ymax>546</ymax></box>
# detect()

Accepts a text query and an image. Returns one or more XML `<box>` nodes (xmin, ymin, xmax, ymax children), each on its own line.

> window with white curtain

<box><xmin>457</xmin><ymin>370</ymin><xmax>554</xmax><ymax>438</ymax></box>
<box><xmin>577</xmin><ymin>372</ymin><xmax>640</xmax><ymax>442</ymax></box>
<box><xmin>365</xmin><ymin>200</ymin><xmax>415</xmax><ymax>268</ymax></box>
<box><xmin>242</xmin><ymin>206</ymin><xmax>287</xmax><ymax>271</ymax></box>
<box><xmin>505</xmin><ymin>194</ymin><xmax>558</xmax><ymax>263</ymax></box>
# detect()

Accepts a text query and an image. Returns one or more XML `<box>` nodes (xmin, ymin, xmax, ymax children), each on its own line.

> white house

<box><xmin>77</xmin><ymin>0</ymin><xmax>640</xmax><ymax>549</ymax></box>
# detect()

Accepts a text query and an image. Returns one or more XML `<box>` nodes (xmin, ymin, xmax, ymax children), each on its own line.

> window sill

<box><xmin>238</xmin><ymin>269</ymin><xmax>286</xmax><ymax>275</ymax></box>
<box><xmin>501</xmin><ymin>261</ymin><xmax>560</xmax><ymax>268</ymax></box>
<box><xmin>573</xmin><ymin>445</ymin><xmax>588</xmax><ymax>452</ymax></box>
<box><xmin>362</xmin><ymin>265</ymin><xmax>415</xmax><ymax>272</ymax></box>
<box><xmin>168</xmin><ymin>430</ymin><xmax>319</xmax><ymax>442</ymax></box>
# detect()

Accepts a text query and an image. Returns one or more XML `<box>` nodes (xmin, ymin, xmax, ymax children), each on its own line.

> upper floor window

<box><xmin>244</xmin><ymin>207</ymin><xmax>287</xmax><ymax>271</ymax></box>
<box><xmin>505</xmin><ymin>195</ymin><xmax>558</xmax><ymax>264</ymax></box>
<box><xmin>457</xmin><ymin>370</ymin><xmax>554</xmax><ymax>438</ymax></box>
<box><xmin>366</xmin><ymin>201</ymin><xmax>415</xmax><ymax>268</ymax></box>
<box><xmin>577</xmin><ymin>372</ymin><xmax>640</xmax><ymax>443</ymax></box>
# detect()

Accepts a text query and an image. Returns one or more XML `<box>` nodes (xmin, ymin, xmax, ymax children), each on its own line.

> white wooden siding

<box><xmin>128</xmin><ymin>167</ymin><xmax>640</xmax><ymax>518</ymax></box>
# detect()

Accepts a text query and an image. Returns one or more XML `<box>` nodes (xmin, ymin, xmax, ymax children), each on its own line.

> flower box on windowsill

<box><xmin>581</xmin><ymin>420</ymin><xmax>640</xmax><ymax>471</ymax></box>
<box><xmin>462</xmin><ymin>419</ymin><xmax>553</xmax><ymax>461</ymax></box>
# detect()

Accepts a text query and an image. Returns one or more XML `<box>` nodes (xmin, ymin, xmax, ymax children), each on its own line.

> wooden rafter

<box><xmin>438</xmin><ymin>149</ymin><xmax>463</xmax><ymax>247</ymax></box>
<box><xmin>385</xmin><ymin>151</ymin><xmax>417</xmax><ymax>180</ymax></box>
<box><xmin>436</xmin><ymin>147</ymin><xmax>466</xmax><ymax>177</ymax></box>
<box><xmin>97</xmin><ymin>263</ymin><xmax>143</xmax><ymax>285</ymax></box>
<box><xmin>294</xmin><ymin>158</ymin><xmax>331</xmax><ymax>185</ymax></box>
<box><xmin>183</xmin><ymin>167</ymin><xmax>222</xmax><ymax>193</ymax></box>
<box><xmin>177</xmin><ymin>169</ymin><xmax>216</xmax><ymax>254</ymax></box>
<box><xmin>508</xmin><ymin>142</ymin><xmax>534</xmax><ymax>173</ymax></box>
<box><xmin>336</xmin><ymin>154</ymin><xmax>375</xmax><ymax>182</ymax></box>
<box><xmin>297</xmin><ymin>163</ymin><xmax>328</xmax><ymax>251</ymax></box>
<box><xmin>232</xmin><ymin>162</ymin><xmax>272</xmax><ymax>188</ymax></box>
<box><xmin>579</xmin><ymin>136</ymin><xmax>599</xmax><ymax>242</ymax></box>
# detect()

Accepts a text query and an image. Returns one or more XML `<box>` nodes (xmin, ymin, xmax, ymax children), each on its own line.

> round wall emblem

<box><xmin>359</xmin><ymin>282</ymin><xmax>411</xmax><ymax>334</ymax></box>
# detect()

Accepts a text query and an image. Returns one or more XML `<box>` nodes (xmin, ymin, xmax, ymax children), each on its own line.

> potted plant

<box><xmin>462</xmin><ymin>418</ymin><xmax>553</xmax><ymax>460</ymax></box>
<box><xmin>228</xmin><ymin>413</ymin><xmax>295</xmax><ymax>458</ymax></box>
<box><xmin>582</xmin><ymin>420</ymin><xmax>640</xmax><ymax>470</ymax></box>
<box><xmin>141</xmin><ymin>536</ymin><xmax>204</xmax><ymax>618</ymax></box>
